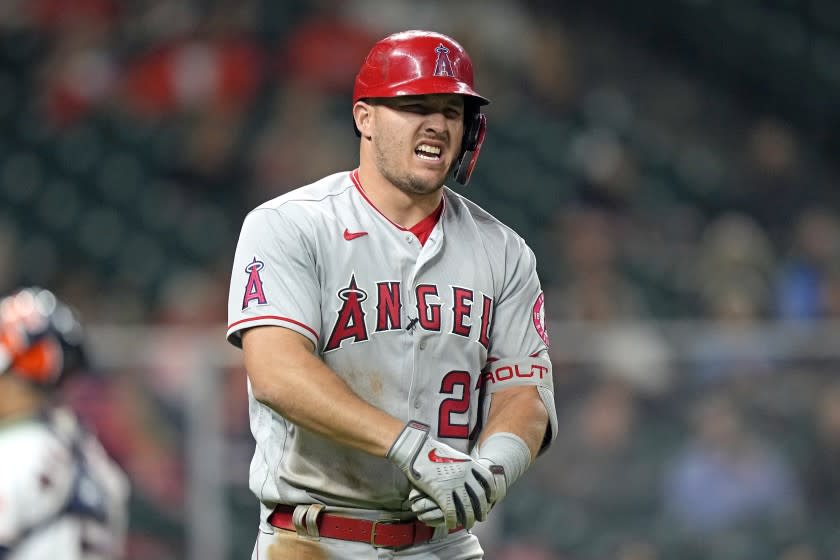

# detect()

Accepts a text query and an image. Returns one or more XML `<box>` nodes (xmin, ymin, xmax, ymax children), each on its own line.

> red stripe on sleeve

<box><xmin>228</xmin><ymin>315</ymin><xmax>319</xmax><ymax>341</ymax></box>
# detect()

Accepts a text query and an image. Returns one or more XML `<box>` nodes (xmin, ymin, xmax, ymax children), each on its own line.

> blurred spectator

<box><xmin>662</xmin><ymin>394</ymin><xmax>804</xmax><ymax>535</ymax></box>
<box><xmin>518</xmin><ymin>21</ymin><xmax>577</xmax><ymax>115</ymax></box>
<box><xmin>550</xmin><ymin>378</ymin><xmax>660</xmax><ymax>511</ymax></box>
<box><xmin>121</xmin><ymin>35</ymin><xmax>263</xmax><ymax>118</ymax></box>
<box><xmin>802</xmin><ymin>382</ymin><xmax>840</xmax><ymax>517</ymax></box>
<box><xmin>38</xmin><ymin>14</ymin><xmax>118</xmax><ymax>126</ymax></box>
<box><xmin>775</xmin><ymin>207</ymin><xmax>840</xmax><ymax>321</ymax></box>
<box><xmin>571</xmin><ymin>130</ymin><xmax>640</xmax><ymax>211</ymax></box>
<box><xmin>279</xmin><ymin>7</ymin><xmax>376</xmax><ymax>95</ymax></box>
<box><xmin>693</xmin><ymin>212</ymin><xmax>777</xmax><ymax>319</ymax></box>
<box><xmin>546</xmin><ymin>206</ymin><xmax>649</xmax><ymax>321</ymax></box>
<box><xmin>167</xmin><ymin>106</ymin><xmax>248</xmax><ymax>196</ymax></box>
<box><xmin>0</xmin><ymin>0</ymin><xmax>118</xmax><ymax>32</ymax></box>
<box><xmin>688</xmin><ymin>212</ymin><xmax>784</xmax><ymax>384</ymax></box>
<box><xmin>248</xmin><ymin>82</ymin><xmax>357</xmax><ymax>203</ymax></box>
<box><xmin>741</xmin><ymin>117</ymin><xmax>806</xmax><ymax>235</ymax></box>
<box><xmin>28</xmin><ymin>0</ymin><xmax>119</xmax><ymax>30</ymax></box>
<box><xmin>688</xmin><ymin>284</ymin><xmax>779</xmax><ymax>385</ymax></box>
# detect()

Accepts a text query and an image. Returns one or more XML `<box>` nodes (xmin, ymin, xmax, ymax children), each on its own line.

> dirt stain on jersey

<box><xmin>267</xmin><ymin>530</ymin><xmax>328</xmax><ymax>560</ymax></box>
<box><xmin>339</xmin><ymin>368</ymin><xmax>384</xmax><ymax>402</ymax></box>
<box><xmin>332</xmin><ymin>455</ymin><xmax>367</xmax><ymax>490</ymax></box>
<box><xmin>368</xmin><ymin>372</ymin><xmax>384</xmax><ymax>400</ymax></box>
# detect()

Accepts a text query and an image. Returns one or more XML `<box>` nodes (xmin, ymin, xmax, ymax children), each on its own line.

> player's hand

<box><xmin>387</xmin><ymin>421</ymin><xmax>498</xmax><ymax>530</ymax></box>
<box><xmin>407</xmin><ymin>487</ymin><xmax>447</xmax><ymax>527</ymax></box>
<box><xmin>408</xmin><ymin>457</ymin><xmax>507</xmax><ymax>527</ymax></box>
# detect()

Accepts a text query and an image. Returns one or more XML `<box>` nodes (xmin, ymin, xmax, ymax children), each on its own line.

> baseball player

<box><xmin>0</xmin><ymin>287</ymin><xmax>130</xmax><ymax>560</ymax></box>
<box><xmin>227</xmin><ymin>30</ymin><xmax>558</xmax><ymax>559</ymax></box>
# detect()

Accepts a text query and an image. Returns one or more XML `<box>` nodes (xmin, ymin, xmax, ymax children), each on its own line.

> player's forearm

<box><xmin>262</xmin><ymin>356</ymin><xmax>403</xmax><ymax>456</ymax></box>
<box><xmin>242</xmin><ymin>327</ymin><xmax>403</xmax><ymax>456</ymax></box>
<box><xmin>480</xmin><ymin>386</ymin><xmax>548</xmax><ymax>460</ymax></box>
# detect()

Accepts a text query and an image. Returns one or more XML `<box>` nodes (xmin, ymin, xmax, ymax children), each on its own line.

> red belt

<box><xmin>268</xmin><ymin>504</ymin><xmax>460</xmax><ymax>549</ymax></box>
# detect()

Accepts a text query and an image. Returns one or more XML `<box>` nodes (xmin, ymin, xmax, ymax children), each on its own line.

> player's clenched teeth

<box><xmin>416</xmin><ymin>144</ymin><xmax>442</xmax><ymax>160</ymax></box>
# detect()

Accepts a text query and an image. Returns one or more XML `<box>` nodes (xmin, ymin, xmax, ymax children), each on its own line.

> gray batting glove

<box><xmin>408</xmin><ymin>457</ymin><xmax>507</xmax><ymax>527</ymax></box>
<box><xmin>387</xmin><ymin>421</ymin><xmax>496</xmax><ymax>530</ymax></box>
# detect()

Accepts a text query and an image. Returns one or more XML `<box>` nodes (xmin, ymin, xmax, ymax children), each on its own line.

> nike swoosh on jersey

<box><xmin>428</xmin><ymin>448</ymin><xmax>470</xmax><ymax>463</ymax></box>
<box><xmin>343</xmin><ymin>228</ymin><xmax>368</xmax><ymax>240</ymax></box>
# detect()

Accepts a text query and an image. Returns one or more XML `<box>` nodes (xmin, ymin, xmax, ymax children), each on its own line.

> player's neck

<box><xmin>0</xmin><ymin>379</ymin><xmax>44</xmax><ymax>421</ymax></box>
<box><xmin>356</xmin><ymin>166</ymin><xmax>443</xmax><ymax>229</ymax></box>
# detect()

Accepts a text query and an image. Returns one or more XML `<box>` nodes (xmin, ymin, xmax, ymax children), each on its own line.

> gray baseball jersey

<box><xmin>227</xmin><ymin>169</ymin><xmax>556</xmax><ymax>514</ymax></box>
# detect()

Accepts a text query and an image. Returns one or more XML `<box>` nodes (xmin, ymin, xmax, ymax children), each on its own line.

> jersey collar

<box><xmin>349</xmin><ymin>169</ymin><xmax>446</xmax><ymax>244</ymax></box>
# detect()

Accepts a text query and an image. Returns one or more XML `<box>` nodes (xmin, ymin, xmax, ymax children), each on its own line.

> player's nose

<box><xmin>423</xmin><ymin>111</ymin><xmax>448</xmax><ymax>134</ymax></box>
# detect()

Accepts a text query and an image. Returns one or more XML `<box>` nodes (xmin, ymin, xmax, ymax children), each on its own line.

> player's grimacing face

<box><xmin>369</xmin><ymin>94</ymin><xmax>465</xmax><ymax>195</ymax></box>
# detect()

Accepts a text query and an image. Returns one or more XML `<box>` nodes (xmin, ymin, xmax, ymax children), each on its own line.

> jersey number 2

<box><xmin>438</xmin><ymin>370</ymin><xmax>471</xmax><ymax>439</ymax></box>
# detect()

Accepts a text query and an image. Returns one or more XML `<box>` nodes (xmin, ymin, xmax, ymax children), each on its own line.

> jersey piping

<box><xmin>227</xmin><ymin>315</ymin><xmax>320</xmax><ymax>341</ymax></box>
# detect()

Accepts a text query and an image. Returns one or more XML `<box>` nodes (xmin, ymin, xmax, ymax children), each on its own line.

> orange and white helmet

<box><xmin>0</xmin><ymin>287</ymin><xmax>87</xmax><ymax>386</ymax></box>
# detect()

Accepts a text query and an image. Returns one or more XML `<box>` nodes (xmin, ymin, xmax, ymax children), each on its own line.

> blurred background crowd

<box><xmin>1</xmin><ymin>0</ymin><xmax>840</xmax><ymax>559</ymax></box>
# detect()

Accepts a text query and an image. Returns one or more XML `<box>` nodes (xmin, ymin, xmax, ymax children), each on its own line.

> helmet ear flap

<box><xmin>453</xmin><ymin>112</ymin><xmax>486</xmax><ymax>185</ymax></box>
<box><xmin>462</xmin><ymin>107</ymin><xmax>483</xmax><ymax>151</ymax></box>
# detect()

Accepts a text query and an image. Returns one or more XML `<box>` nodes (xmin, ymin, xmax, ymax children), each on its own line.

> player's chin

<box><xmin>408</xmin><ymin>175</ymin><xmax>446</xmax><ymax>195</ymax></box>
<box><xmin>412</xmin><ymin>160</ymin><xmax>450</xmax><ymax>186</ymax></box>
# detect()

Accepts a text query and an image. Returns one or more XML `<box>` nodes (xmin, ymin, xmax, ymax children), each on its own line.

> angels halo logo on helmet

<box><xmin>432</xmin><ymin>44</ymin><xmax>456</xmax><ymax>78</ymax></box>
<box><xmin>352</xmin><ymin>30</ymin><xmax>489</xmax><ymax>185</ymax></box>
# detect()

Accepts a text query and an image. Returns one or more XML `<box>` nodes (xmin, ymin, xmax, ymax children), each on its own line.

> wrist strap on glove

<box><xmin>386</xmin><ymin>421</ymin><xmax>430</xmax><ymax>478</ymax></box>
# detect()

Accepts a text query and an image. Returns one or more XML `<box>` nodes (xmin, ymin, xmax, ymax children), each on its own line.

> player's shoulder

<box><xmin>444</xmin><ymin>188</ymin><xmax>530</xmax><ymax>249</ymax></box>
<box><xmin>251</xmin><ymin>171</ymin><xmax>354</xmax><ymax>216</ymax></box>
<box><xmin>0</xmin><ymin>419</ymin><xmax>60</xmax><ymax>477</ymax></box>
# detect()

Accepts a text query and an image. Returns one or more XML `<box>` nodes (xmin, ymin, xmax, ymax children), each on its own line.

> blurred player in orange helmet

<box><xmin>0</xmin><ymin>287</ymin><xmax>129</xmax><ymax>560</ymax></box>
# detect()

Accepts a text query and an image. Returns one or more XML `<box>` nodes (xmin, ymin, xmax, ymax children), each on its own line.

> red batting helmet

<box><xmin>353</xmin><ymin>30</ymin><xmax>489</xmax><ymax>105</ymax></box>
<box><xmin>353</xmin><ymin>30</ymin><xmax>489</xmax><ymax>184</ymax></box>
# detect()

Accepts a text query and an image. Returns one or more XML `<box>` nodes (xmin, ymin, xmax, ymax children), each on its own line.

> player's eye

<box><xmin>444</xmin><ymin>108</ymin><xmax>463</xmax><ymax>119</ymax></box>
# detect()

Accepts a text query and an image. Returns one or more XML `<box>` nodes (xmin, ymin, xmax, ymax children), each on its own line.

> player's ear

<box><xmin>353</xmin><ymin>101</ymin><xmax>374</xmax><ymax>139</ymax></box>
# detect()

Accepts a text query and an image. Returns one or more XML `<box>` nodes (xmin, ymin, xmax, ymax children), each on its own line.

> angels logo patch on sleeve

<box><xmin>532</xmin><ymin>292</ymin><xmax>549</xmax><ymax>347</ymax></box>
<box><xmin>242</xmin><ymin>257</ymin><xmax>268</xmax><ymax>309</ymax></box>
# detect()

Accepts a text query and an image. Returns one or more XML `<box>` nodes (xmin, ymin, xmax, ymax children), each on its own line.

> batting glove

<box><xmin>408</xmin><ymin>456</ymin><xmax>506</xmax><ymax>527</ymax></box>
<box><xmin>387</xmin><ymin>421</ymin><xmax>499</xmax><ymax>530</ymax></box>
<box><xmin>408</xmin><ymin>431</ymin><xmax>531</xmax><ymax>526</ymax></box>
